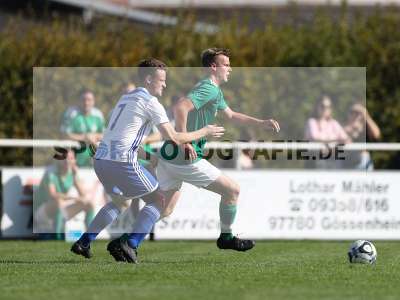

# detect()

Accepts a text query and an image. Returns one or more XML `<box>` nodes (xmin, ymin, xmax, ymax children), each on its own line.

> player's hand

<box><xmin>86</xmin><ymin>133</ymin><xmax>102</xmax><ymax>145</ymax></box>
<box><xmin>262</xmin><ymin>119</ymin><xmax>280</xmax><ymax>133</ymax></box>
<box><xmin>85</xmin><ymin>133</ymin><xmax>95</xmax><ymax>145</ymax></box>
<box><xmin>182</xmin><ymin>143</ymin><xmax>197</xmax><ymax>162</ymax></box>
<box><xmin>352</xmin><ymin>103</ymin><xmax>368</xmax><ymax>118</ymax></box>
<box><xmin>205</xmin><ymin>124</ymin><xmax>225</xmax><ymax>138</ymax></box>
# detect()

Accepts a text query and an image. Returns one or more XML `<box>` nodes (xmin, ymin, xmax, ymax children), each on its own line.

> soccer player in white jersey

<box><xmin>71</xmin><ymin>58</ymin><xmax>224</xmax><ymax>260</ymax></box>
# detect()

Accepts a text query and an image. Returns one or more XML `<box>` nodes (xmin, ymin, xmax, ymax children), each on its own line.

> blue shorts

<box><xmin>94</xmin><ymin>159</ymin><xmax>158</xmax><ymax>199</ymax></box>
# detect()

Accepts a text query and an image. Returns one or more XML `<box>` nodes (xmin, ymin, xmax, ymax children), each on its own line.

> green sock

<box><xmin>219</xmin><ymin>202</ymin><xmax>237</xmax><ymax>240</ymax></box>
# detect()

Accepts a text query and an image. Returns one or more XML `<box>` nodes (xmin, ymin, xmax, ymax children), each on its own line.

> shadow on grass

<box><xmin>0</xmin><ymin>259</ymin><xmax>105</xmax><ymax>265</ymax></box>
<box><xmin>142</xmin><ymin>259</ymin><xmax>229</xmax><ymax>265</ymax></box>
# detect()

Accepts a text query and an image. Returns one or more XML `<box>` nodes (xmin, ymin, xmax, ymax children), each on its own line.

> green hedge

<box><xmin>1</xmin><ymin>7</ymin><xmax>399</xmax><ymax>168</ymax></box>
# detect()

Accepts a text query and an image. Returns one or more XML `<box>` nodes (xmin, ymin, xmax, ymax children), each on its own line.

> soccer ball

<box><xmin>348</xmin><ymin>240</ymin><xmax>377</xmax><ymax>264</ymax></box>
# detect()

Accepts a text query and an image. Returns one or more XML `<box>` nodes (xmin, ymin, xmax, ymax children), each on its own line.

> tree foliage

<box><xmin>1</xmin><ymin>7</ymin><xmax>399</xmax><ymax>168</ymax></box>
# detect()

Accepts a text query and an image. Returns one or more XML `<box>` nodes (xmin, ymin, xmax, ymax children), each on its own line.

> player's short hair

<box><xmin>137</xmin><ymin>58</ymin><xmax>167</xmax><ymax>82</ymax></box>
<box><xmin>80</xmin><ymin>89</ymin><xmax>94</xmax><ymax>100</ymax></box>
<box><xmin>201</xmin><ymin>48</ymin><xmax>231</xmax><ymax>67</ymax></box>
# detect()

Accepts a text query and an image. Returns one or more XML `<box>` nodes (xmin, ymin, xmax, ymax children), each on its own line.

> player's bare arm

<box><xmin>157</xmin><ymin>122</ymin><xmax>224</xmax><ymax>146</ymax></box>
<box><xmin>221</xmin><ymin>107</ymin><xmax>280</xmax><ymax>132</ymax></box>
<box><xmin>65</xmin><ymin>131</ymin><xmax>101</xmax><ymax>145</ymax></box>
<box><xmin>66</xmin><ymin>132</ymin><xmax>86</xmax><ymax>142</ymax></box>
<box><xmin>48</xmin><ymin>184</ymin><xmax>77</xmax><ymax>203</ymax></box>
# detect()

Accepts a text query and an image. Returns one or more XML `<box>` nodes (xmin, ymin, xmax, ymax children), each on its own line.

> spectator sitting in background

<box><xmin>34</xmin><ymin>150</ymin><xmax>96</xmax><ymax>240</ymax></box>
<box><xmin>304</xmin><ymin>96</ymin><xmax>350</xmax><ymax>169</ymax></box>
<box><xmin>343</xmin><ymin>103</ymin><xmax>381</xmax><ymax>170</ymax></box>
<box><xmin>64</xmin><ymin>90</ymin><xmax>105</xmax><ymax>167</ymax></box>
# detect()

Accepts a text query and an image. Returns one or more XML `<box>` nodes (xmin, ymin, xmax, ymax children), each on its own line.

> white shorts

<box><xmin>156</xmin><ymin>159</ymin><xmax>222</xmax><ymax>191</ymax></box>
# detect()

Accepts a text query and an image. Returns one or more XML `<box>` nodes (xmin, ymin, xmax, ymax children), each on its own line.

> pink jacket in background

<box><xmin>304</xmin><ymin>118</ymin><xmax>348</xmax><ymax>142</ymax></box>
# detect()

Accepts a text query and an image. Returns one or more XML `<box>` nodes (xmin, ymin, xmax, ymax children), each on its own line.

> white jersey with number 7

<box><xmin>95</xmin><ymin>87</ymin><xmax>169</xmax><ymax>163</ymax></box>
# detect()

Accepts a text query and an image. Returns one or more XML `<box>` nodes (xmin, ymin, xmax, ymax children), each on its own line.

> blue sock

<box><xmin>127</xmin><ymin>203</ymin><xmax>161</xmax><ymax>249</ymax></box>
<box><xmin>79</xmin><ymin>202</ymin><xmax>120</xmax><ymax>247</ymax></box>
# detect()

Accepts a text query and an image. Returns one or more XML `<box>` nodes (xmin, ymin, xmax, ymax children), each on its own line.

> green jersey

<box><xmin>160</xmin><ymin>78</ymin><xmax>228</xmax><ymax>165</ymax></box>
<box><xmin>66</xmin><ymin>113</ymin><xmax>104</xmax><ymax>167</ymax></box>
<box><xmin>34</xmin><ymin>166</ymin><xmax>74</xmax><ymax>210</ymax></box>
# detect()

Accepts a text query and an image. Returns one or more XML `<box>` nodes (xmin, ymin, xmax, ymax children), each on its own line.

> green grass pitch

<box><xmin>0</xmin><ymin>240</ymin><xmax>399</xmax><ymax>300</ymax></box>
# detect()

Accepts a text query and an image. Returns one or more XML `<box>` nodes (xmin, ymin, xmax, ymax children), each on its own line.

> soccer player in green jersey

<box><xmin>65</xmin><ymin>91</ymin><xmax>105</xmax><ymax>167</ymax></box>
<box><xmin>155</xmin><ymin>48</ymin><xmax>280</xmax><ymax>251</ymax></box>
